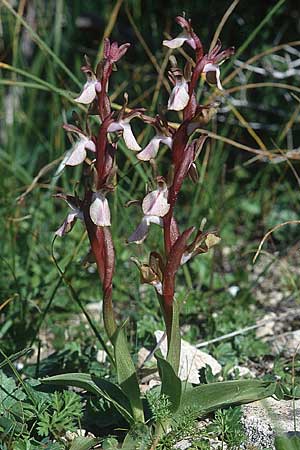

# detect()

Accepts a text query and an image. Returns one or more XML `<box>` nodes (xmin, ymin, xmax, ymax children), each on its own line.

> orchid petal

<box><xmin>55</xmin><ymin>212</ymin><xmax>78</xmax><ymax>237</ymax></box>
<box><xmin>107</xmin><ymin>122</ymin><xmax>124</xmax><ymax>133</ymax></box>
<box><xmin>161</xmin><ymin>136</ymin><xmax>173</xmax><ymax>149</ymax></box>
<box><xmin>142</xmin><ymin>188</ymin><xmax>170</xmax><ymax>217</ymax></box>
<box><xmin>127</xmin><ymin>217</ymin><xmax>149</xmax><ymax>244</ymax></box>
<box><xmin>168</xmin><ymin>82</ymin><xmax>189</xmax><ymax>111</ymax></box>
<box><xmin>74</xmin><ymin>81</ymin><xmax>98</xmax><ymax>104</ymax></box>
<box><xmin>145</xmin><ymin>215</ymin><xmax>163</xmax><ymax>226</ymax></box>
<box><xmin>122</xmin><ymin>122</ymin><xmax>141</xmax><ymax>151</ymax></box>
<box><xmin>137</xmin><ymin>135</ymin><xmax>173</xmax><ymax>161</ymax></box>
<box><xmin>137</xmin><ymin>136</ymin><xmax>162</xmax><ymax>161</ymax></box>
<box><xmin>65</xmin><ymin>140</ymin><xmax>87</xmax><ymax>166</ymax></box>
<box><xmin>163</xmin><ymin>31</ymin><xmax>191</xmax><ymax>49</ymax></box>
<box><xmin>89</xmin><ymin>192</ymin><xmax>111</xmax><ymax>226</ymax></box>
<box><xmin>203</xmin><ymin>63</ymin><xmax>223</xmax><ymax>90</ymax></box>
<box><xmin>84</xmin><ymin>139</ymin><xmax>96</xmax><ymax>152</ymax></box>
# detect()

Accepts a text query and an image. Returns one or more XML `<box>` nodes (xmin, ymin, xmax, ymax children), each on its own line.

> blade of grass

<box><xmin>223</xmin><ymin>40</ymin><xmax>300</xmax><ymax>86</ymax></box>
<box><xmin>125</xmin><ymin>3</ymin><xmax>170</xmax><ymax>93</ymax></box>
<box><xmin>223</xmin><ymin>0</ymin><xmax>287</xmax><ymax>76</ymax></box>
<box><xmin>1</xmin><ymin>0</ymin><xmax>80</xmax><ymax>87</ymax></box>
<box><xmin>225</xmin><ymin>82</ymin><xmax>300</xmax><ymax>96</ymax></box>
<box><xmin>51</xmin><ymin>237</ymin><xmax>115</xmax><ymax>366</ymax></box>
<box><xmin>225</xmin><ymin>98</ymin><xmax>267</xmax><ymax>151</ymax></box>
<box><xmin>209</xmin><ymin>0</ymin><xmax>240</xmax><ymax>52</ymax></box>
<box><xmin>96</xmin><ymin>0</ymin><xmax>124</xmax><ymax>63</ymax></box>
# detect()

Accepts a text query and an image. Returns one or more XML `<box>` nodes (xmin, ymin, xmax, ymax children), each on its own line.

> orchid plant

<box><xmin>43</xmin><ymin>16</ymin><xmax>278</xmax><ymax>448</ymax></box>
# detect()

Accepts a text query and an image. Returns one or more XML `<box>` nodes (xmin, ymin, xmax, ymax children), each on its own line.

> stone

<box><xmin>154</xmin><ymin>330</ymin><xmax>221</xmax><ymax>384</ymax></box>
<box><xmin>242</xmin><ymin>398</ymin><xmax>300</xmax><ymax>449</ymax></box>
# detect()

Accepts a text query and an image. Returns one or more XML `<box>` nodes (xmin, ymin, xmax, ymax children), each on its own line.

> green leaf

<box><xmin>121</xmin><ymin>423</ymin><xmax>151</xmax><ymax>450</ymax></box>
<box><xmin>177</xmin><ymin>380</ymin><xmax>276</xmax><ymax>417</ymax></box>
<box><xmin>113</xmin><ymin>324</ymin><xmax>144</xmax><ymax>423</ymax></box>
<box><xmin>155</xmin><ymin>352</ymin><xmax>182</xmax><ymax>413</ymax></box>
<box><xmin>275</xmin><ymin>434</ymin><xmax>300</xmax><ymax>450</ymax></box>
<box><xmin>40</xmin><ymin>372</ymin><xmax>134</xmax><ymax>424</ymax></box>
<box><xmin>166</xmin><ymin>298</ymin><xmax>181</xmax><ymax>375</ymax></box>
<box><xmin>69</xmin><ymin>436</ymin><xmax>100</xmax><ymax>450</ymax></box>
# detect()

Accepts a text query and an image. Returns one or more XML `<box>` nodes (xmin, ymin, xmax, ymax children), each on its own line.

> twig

<box><xmin>16</xmin><ymin>156</ymin><xmax>62</xmax><ymax>204</ymax></box>
<box><xmin>196</xmin><ymin>318</ymin><xmax>275</xmax><ymax>348</ymax></box>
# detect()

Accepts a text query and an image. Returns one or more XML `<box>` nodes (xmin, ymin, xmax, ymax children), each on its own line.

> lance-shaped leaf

<box><xmin>155</xmin><ymin>351</ymin><xmax>182</xmax><ymax>413</ymax></box>
<box><xmin>102</xmin><ymin>227</ymin><xmax>116</xmax><ymax>339</ymax></box>
<box><xmin>113</xmin><ymin>323</ymin><xmax>144</xmax><ymax>423</ymax></box>
<box><xmin>175</xmin><ymin>380</ymin><xmax>277</xmax><ymax>419</ymax></box>
<box><xmin>40</xmin><ymin>373</ymin><xmax>134</xmax><ymax>424</ymax></box>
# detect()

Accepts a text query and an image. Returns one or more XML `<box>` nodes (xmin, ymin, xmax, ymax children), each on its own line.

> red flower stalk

<box><xmin>55</xmin><ymin>19</ymin><xmax>232</xmax><ymax>371</ymax></box>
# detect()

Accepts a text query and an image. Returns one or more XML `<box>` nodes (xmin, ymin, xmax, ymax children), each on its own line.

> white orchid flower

<box><xmin>89</xmin><ymin>192</ymin><xmax>111</xmax><ymax>227</ymax></box>
<box><xmin>55</xmin><ymin>195</ymin><xmax>83</xmax><ymax>237</ymax></box>
<box><xmin>203</xmin><ymin>63</ymin><xmax>223</xmax><ymax>90</ymax></box>
<box><xmin>137</xmin><ymin>135</ymin><xmax>172</xmax><ymax>161</ymax></box>
<box><xmin>108</xmin><ymin>117</ymin><xmax>141</xmax><ymax>151</ymax></box>
<box><xmin>57</xmin><ymin>130</ymin><xmax>96</xmax><ymax>175</ymax></box>
<box><xmin>74</xmin><ymin>72</ymin><xmax>101</xmax><ymax>105</ymax></box>
<box><xmin>128</xmin><ymin>180</ymin><xmax>170</xmax><ymax>244</ymax></box>
<box><xmin>168</xmin><ymin>77</ymin><xmax>189</xmax><ymax>111</ymax></box>
<box><xmin>163</xmin><ymin>30</ymin><xmax>195</xmax><ymax>50</ymax></box>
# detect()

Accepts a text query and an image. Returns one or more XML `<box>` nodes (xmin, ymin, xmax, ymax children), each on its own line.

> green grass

<box><xmin>1</xmin><ymin>0</ymin><xmax>300</xmax><ymax>448</ymax></box>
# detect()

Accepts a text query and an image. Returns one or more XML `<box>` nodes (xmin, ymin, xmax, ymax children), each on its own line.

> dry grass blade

<box><xmin>1</xmin><ymin>0</ymin><xmax>80</xmax><ymax>86</ymax></box>
<box><xmin>225</xmin><ymin>82</ymin><xmax>300</xmax><ymax>96</ymax></box>
<box><xmin>223</xmin><ymin>40</ymin><xmax>300</xmax><ymax>86</ymax></box>
<box><xmin>150</xmin><ymin>48</ymin><xmax>172</xmax><ymax>111</ymax></box>
<box><xmin>96</xmin><ymin>0</ymin><xmax>124</xmax><ymax>62</ymax></box>
<box><xmin>125</xmin><ymin>4</ymin><xmax>170</xmax><ymax>93</ymax></box>
<box><xmin>195</xmin><ymin>128</ymin><xmax>272</xmax><ymax>158</ymax></box>
<box><xmin>209</xmin><ymin>0</ymin><xmax>240</xmax><ymax>52</ymax></box>
<box><xmin>253</xmin><ymin>221</ymin><xmax>300</xmax><ymax>263</ymax></box>
<box><xmin>16</xmin><ymin>157</ymin><xmax>63</xmax><ymax>204</ymax></box>
<box><xmin>279</xmin><ymin>102</ymin><xmax>300</xmax><ymax>144</ymax></box>
<box><xmin>225</xmin><ymin>99</ymin><xmax>267</xmax><ymax>151</ymax></box>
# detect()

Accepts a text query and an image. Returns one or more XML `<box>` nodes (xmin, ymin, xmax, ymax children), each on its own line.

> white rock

<box><xmin>96</xmin><ymin>349</ymin><xmax>107</xmax><ymax>363</ymax></box>
<box><xmin>154</xmin><ymin>330</ymin><xmax>221</xmax><ymax>384</ymax></box>
<box><xmin>256</xmin><ymin>312</ymin><xmax>277</xmax><ymax>338</ymax></box>
<box><xmin>242</xmin><ymin>398</ymin><xmax>300</xmax><ymax>449</ymax></box>
<box><xmin>271</xmin><ymin>329</ymin><xmax>300</xmax><ymax>356</ymax></box>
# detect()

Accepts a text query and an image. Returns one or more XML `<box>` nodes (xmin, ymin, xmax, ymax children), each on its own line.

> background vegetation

<box><xmin>1</xmin><ymin>0</ymin><xmax>300</xmax><ymax>448</ymax></box>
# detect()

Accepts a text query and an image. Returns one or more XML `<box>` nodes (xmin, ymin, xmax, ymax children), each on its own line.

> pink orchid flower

<box><xmin>128</xmin><ymin>178</ymin><xmax>170</xmax><ymax>244</ymax></box>
<box><xmin>74</xmin><ymin>67</ymin><xmax>101</xmax><ymax>105</ymax></box>
<box><xmin>137</xmin><ymin>135</ymin><xmax>172</xmax><ymax>161</ymax></box>
<box><xmin>202</xmin><ymin>42</ymin><xmax>235</xmax><ymax>91</ymax></box>
<box><xmin>55</xmin><ymin>194</ymin><xmax>83</xmax><ymax>237</ymax></box>
<box><xmin>163</xmin><ymin>16</ymin><xmax>196</xmax><ymax>50</ymax></box>
<box><xmin>58</xmin><ymin>125</ymin><xmax>95</xmax><ymax>173</ymax></box>
<box><xmin>89</xmin><ymin>192</ymin><xmax>111</xmax><ymax>227</ymax></box>
<box><xmin>107</xmin><ymin>96</ymin><xmax>143</xmax><ymax>151</ymax></box>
